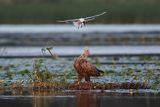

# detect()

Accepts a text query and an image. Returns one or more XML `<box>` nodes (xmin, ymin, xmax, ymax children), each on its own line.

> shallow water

<box><xmin>0</xmin><ymin>91</ymin><xmax>160</xmax><ymax>107</ymax></box>
<box><xmin>1</xmin><ymin>46</ymin><xmax>160</xmax><ymax>57</ymax></box>
<box><xmin>1</xmin><ymin>24</ymin><xmax>160</xmax><ymax>46</ymax></box>
<box><xmin>0</xmin><ymin>24</ymin><xmax>160</xmax><ymax>33</ymax></box>
<box><xmin>0</xmin><ymin>24</ymin><xmax>160</xmax><ymax>107</ymax></box>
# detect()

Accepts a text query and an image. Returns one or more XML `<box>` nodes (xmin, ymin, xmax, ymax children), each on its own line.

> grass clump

<box><xmin>26</xmin><ymin>58</ymin><xmax>71</xmax><ymax>90</ymax></box>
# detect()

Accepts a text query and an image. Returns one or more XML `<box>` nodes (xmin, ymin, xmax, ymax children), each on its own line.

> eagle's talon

<box><xmin>74</xmin><ymin>81</ymin><xmax>81</xmax><ymax>85</ymax></box>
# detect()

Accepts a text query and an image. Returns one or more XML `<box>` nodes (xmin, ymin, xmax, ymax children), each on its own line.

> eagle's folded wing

<box><xmin>81</xmin><ymin>60</ymin><xmax>100</xmax><ymax>76</ymax></box>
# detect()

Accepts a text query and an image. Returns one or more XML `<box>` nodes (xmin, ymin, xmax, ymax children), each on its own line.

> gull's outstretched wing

<box><xmin>85</xmin><ymin>18</ymin><xmax>95</xmax><ymax>22</ymax></box>
<box><xmin>56</xmin><ymin>19</ymin><xmax>79</xmax><ymax>23</ymax></box>
<box><xmin>57</xmin><ymin>12</ymin><xmax>106</xmax><ymax>24</ymax></box>
<box><xmin>84</xmin><ymin>12</ymin><xmax>106</xmax><ymax>20</ymax></box>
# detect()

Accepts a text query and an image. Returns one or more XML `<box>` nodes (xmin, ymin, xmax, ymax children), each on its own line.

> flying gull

<box><xmin>57</xmin><ymin>12</ymin><xmax>106</xmax><ymax>29</ymax></box>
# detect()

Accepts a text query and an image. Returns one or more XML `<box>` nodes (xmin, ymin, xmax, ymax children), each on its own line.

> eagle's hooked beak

<box><xmin>84</xmin><ymin>47</ymin><xmax>90</xmax><ymax>56</ymax></box>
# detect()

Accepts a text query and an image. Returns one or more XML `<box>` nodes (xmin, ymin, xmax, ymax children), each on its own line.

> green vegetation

<box><xmin>0</xmin><ymin>0</ymin><xmax>160</xmax><ymax>23</ymax></box>
<box><xmin>139</xmin><ymin>55</ymin><xmax>153</xmax><ymax>61</ymax></box>
<box><xmin>0</xmin><ymin>55</ymin><xmax>160</xmax><ymax>92</ymax></box>
<box><xmin>26</xmin><ymin>58</ymin><xmax>67</xmax><ymax>89</ymax></box>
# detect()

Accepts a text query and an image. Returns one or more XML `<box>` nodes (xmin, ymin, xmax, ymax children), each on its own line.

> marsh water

<box><xmin>0</xmin><ymin>24</ymin><xmax>160</xmax><ymax>107</ymax></box>
<box><xmin>0</xmin><ymin>56</ymin><xmax>160</xmax><ymax>107</ymax></box>
<box><xmin>0</xmin><ymin>92</ymin><xmax>160</xmax><ymax>107</ymax></box>
<box><xmin>0</xmin><ymin>91</ymin><xmax>160</xmax><ymax>107</ymax></box>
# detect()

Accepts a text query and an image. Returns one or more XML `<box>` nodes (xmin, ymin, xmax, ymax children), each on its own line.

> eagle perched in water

<box><xmin>74</xmin><ymin>48</ymin><xmax>104</xmax><ymax>83</ymax></box>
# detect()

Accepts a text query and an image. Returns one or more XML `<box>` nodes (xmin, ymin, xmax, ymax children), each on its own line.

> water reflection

<box><xmin>76</xmin><ymin>93</ymin><xmax>98</xmax><ymax>107</ymax></box>
<box><xmin>0</xmin><ymin>91</ymin><xmax>159</xmax><ymax>107</ymax></box>
<box><xmin>32</xmin><ymin>96</ymin><xmax>75</xmax><ymax>107</ymax></box>
<box><xmin>75</xmin><ymin>92</ymin><xmax>160</xmax><ymax>107</ymax></box>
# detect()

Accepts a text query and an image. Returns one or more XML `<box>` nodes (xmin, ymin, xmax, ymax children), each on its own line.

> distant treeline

<box><xmin>0</xmin><ymin>0</ymin><xmax>160</xmax><ymax>24</ymax></box>
<box><xmin>0</xmin><ymin>0</ymin><xmax>159</xmax><ymax>4</ymax></box>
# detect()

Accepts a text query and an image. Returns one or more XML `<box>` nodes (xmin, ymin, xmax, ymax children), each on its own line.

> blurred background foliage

<box><xmin>0</xmin><ymin>0</ymin><xmax>160</xmax><ymax>24</ymax></box>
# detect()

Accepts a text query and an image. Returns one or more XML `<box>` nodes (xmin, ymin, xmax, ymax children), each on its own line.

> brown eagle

<box><xmin>74</xmin><ymin>48</ymin><xmax>104</xmax><ymax>83</ymax></box>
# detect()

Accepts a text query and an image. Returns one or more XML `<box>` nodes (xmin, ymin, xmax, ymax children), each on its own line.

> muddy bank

<box><xmin>67</xmin><ymin>82</ymin><xmax>149</xmax><ymax>90</ymax></box>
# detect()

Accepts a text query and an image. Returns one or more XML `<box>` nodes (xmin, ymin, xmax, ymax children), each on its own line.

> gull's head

<box><xmin>79</xmin><ymin>18</ymin><xmax>85</xmax><ymax>22</ymax></box>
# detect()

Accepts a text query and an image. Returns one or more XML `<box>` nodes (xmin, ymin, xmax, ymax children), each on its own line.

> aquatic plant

<box><xmin>0</xmin><ymin>54</ymin><xmax>159</xmax><ymax>91</ymax></box>
<box><xmin>18</xmin><ymin>69</ymin><xmax>30</xmax><ymax>76</ymax></box>
<box><xmin>11</xmin><ymin>80</ymin><xmax>23</xmax><ymax>95</ymax></box>
<box><xmin>103</xmin><ymin>70</ymin><xmax>116</xmax><ymax>75</ymax></box>
<box><xmin>41</xmin><ymin>46</ymin><xmax>76</xmax><ymax>82</ymax></box>
<box><xmin>139</xmin><ymin>55</ymin><xmax>153</xmax><ymax>61</ymax></box>
<box><xmin>0</xmin><ymin>64</ymin><xmax>15</xmax><ymax>71</ymax></box>
<box><xmin>6</xmin><ymin>70</ymin><xmax>13</xmax><ymax>80</ymax></box>
<box><xmin>25</xmin><ymin>58</ymin><xmax>72</xmax><ymax>90</ymax></box>
<box><xmin>31</xmin><ymin>59</ymin><xmax>54</xmax><ymax>81</ymax></box>
<box><xmin>94</xmin><ymin>57</ymin><xmax>101</xmax><ymax>66</ymax></box>
<box><xmin>151</xmin><ymin>77</ymin><xmax>160</xmax><ymax>90</ymax></box>
<box><xmin>0</xmin><ymin>80</ymin><xmax>4</xmax><ymax>89</ymax></box>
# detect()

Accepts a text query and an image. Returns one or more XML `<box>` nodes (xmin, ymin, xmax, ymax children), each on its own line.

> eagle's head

<box><xmin>82</xmin><ymin>47</ymin><xmax>90</xmax><ymax>58</ymax></box>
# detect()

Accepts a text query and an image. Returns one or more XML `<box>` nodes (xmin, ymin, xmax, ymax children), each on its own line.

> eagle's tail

<box><xmin>97</xmin><ymin>69</ymin><xmax>104</xmax><ymax>76</ymax></box>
